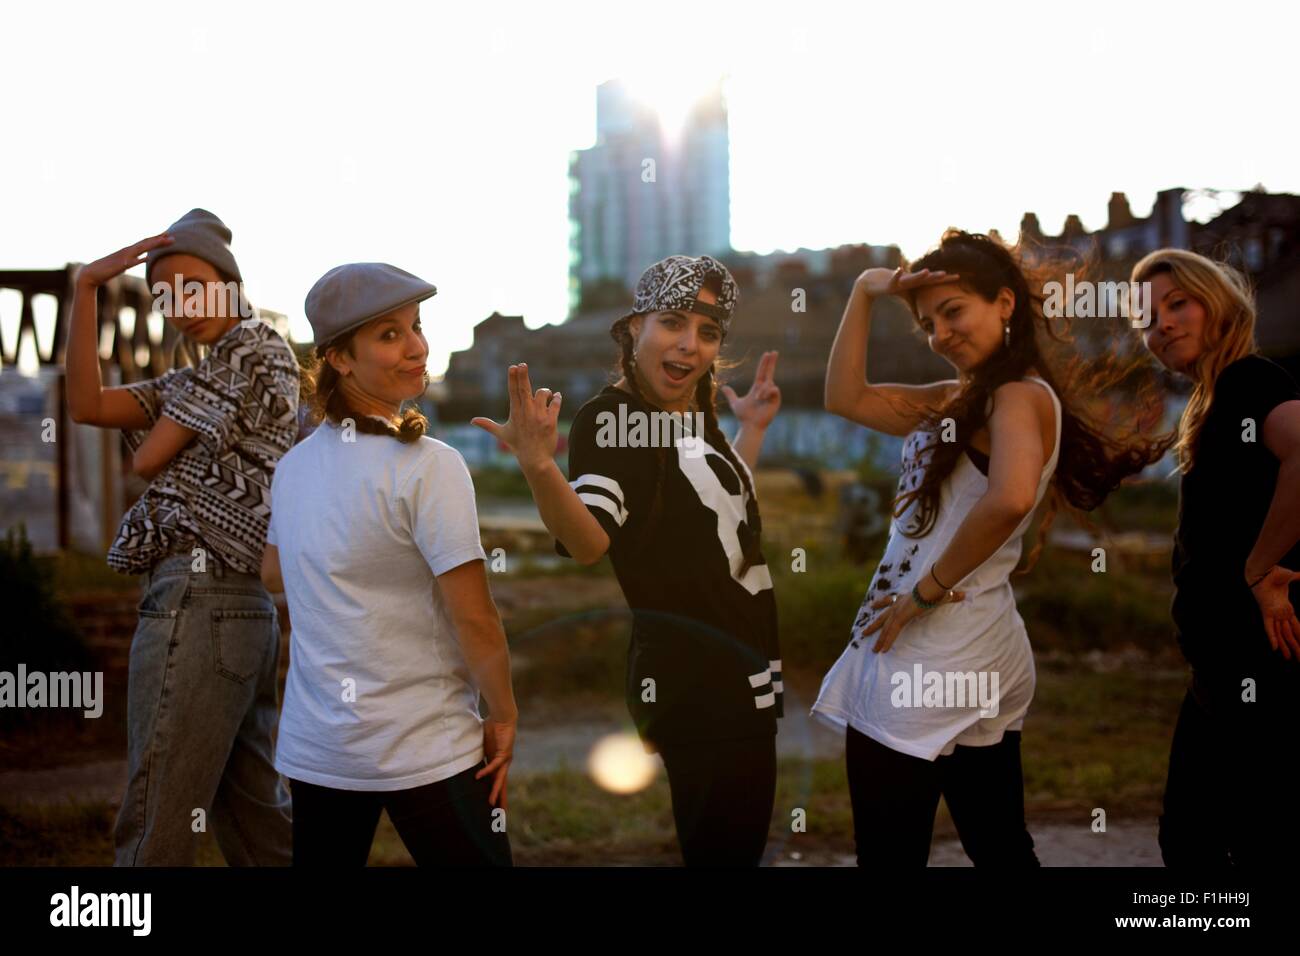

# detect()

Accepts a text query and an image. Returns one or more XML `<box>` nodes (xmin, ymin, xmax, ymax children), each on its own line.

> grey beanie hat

<box><xmin>305</xmin><ymin>263</ymin><xmax>437</xmax><ymax>352</ymax></box>
<box><xmin>145</xmin><ymin>208</ymin><xmax>243</xmax><ymax>287</ymax></box>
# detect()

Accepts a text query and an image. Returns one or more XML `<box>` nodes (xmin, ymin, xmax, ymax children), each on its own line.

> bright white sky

<box><xmin>2</xmin><ymin>0</ymin><xmax>1296</xmax><ymax>376</ymax></box>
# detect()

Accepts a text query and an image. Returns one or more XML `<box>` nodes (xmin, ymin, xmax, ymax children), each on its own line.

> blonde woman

<box><xmin>1134</xmin><ymin>248</ymin><xmax>1300</xmax><ymax>867</ymax></box>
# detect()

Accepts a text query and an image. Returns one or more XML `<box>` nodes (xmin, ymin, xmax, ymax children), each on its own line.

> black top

<box><xmin>556</xmin><ymin>385</ymin><xmax>783</xmax><ymax>750</ymax></box>
<box><xmin>1171</xmin><ymin>354</ymin><xmax>1300</xmax><ymax>695</ymax></box>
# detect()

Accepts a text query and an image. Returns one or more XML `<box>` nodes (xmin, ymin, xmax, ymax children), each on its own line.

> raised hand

<box><xmin>721</xmin><ymin>350</ymin><xmax>781</xmax><ymax>431</ymax></box>
<box><xmin>854</xmin><ymin>265</ymin><xmax>960</xmax><ymax>300</ymax></box>
<box><xmin>470</xmin><ymin>363</ymin><xmax>561</xmax><ymax>473</ymax></box>
<box><xmin>76</xmin><ymin>233</ymin><xmax>174</xmax><ymax>289</ymax></box>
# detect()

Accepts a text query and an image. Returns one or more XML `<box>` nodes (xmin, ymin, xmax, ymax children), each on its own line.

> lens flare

<box><xmin>587</xmin><ymin>732</ymin><xmax>658</xmax><ymax>794</ymax></box>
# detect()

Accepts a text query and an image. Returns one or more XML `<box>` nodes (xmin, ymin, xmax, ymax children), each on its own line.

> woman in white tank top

<box><xmin>813</xmin><ymin>230</ymin><xmax>1172</xmax><ymax>867</ymax></box>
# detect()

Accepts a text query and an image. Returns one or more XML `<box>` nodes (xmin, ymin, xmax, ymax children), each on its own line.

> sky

<box><xmin>2</xmin><ymin>0</ymin><xmax>1297</xmax><ymax>377</ymax></box>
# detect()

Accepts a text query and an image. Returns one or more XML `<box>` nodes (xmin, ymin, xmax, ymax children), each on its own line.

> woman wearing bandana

<box><xmin>474</xmin><ymin>255</ymin><xmax>784</xmax><ymax>866</ymax></box>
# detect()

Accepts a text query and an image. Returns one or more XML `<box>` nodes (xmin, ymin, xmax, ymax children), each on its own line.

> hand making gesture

<box><xmin>721</xmin><ymin>350</ymin><xmax>781</xmax><ymax>431</ymax></box>
<box><xmin>470</xmin><ymin>363</ymin><xmax>561</xmax><ymax>473</ymax></box>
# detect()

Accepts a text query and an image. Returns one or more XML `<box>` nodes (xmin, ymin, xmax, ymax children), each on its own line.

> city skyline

<box><xmin>2</xmin><ymin>0</ymin><xmax>1298</xmax><ymax>377</ymax></box>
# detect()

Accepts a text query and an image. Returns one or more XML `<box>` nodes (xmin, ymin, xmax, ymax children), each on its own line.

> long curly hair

<box><xmin>608</xmin><ymin>280</ymin><xmax>766</xmax><ymax>576</ymax></box>
<box><xmin>891</xmin><ymin>229</ymin><xmax>1174</xmax><ymax>570</ymax></box>
<box><xmin>300</xmin><ymin>325</ymin><xmax>429</xmax><ymax>444</ymax></box>
<box><xmin>1131</xmin><ymin>248</ymin><xmax>1259</xmax><ymax>473</ymax></box>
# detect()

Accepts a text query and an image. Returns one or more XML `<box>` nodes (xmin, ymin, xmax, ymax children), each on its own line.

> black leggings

<box><xmin>845</xmin><ymin>724</ymin><xmax>1039</xmax><ymax>867</ymax></box>
<box><xmin>288</xmin><ymin>761</ymin><xmax>513</xmax><ymax>866</ymax></box>
<box><xmin>657</xmin><ymin>734</ymin><xmax>777</xmax><ymax>866</ymax></box>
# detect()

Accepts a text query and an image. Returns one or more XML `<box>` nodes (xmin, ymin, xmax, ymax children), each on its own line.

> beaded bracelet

<box><xmin>911</xmin><ymin>582</ymin><xmax>951</xmax><ymax>610</ymax></box>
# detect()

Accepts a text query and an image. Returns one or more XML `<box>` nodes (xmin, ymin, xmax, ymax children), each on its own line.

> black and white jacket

<box><xmin>557</xmin><ymin>385</ymin><xmax>783</xmax><ymax>749</ymax></box>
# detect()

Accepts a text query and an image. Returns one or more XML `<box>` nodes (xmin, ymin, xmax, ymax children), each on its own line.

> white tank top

<box><xmin>811</xmin><ymin>376</ymin><xmax>1062</xmax><ymax>760</ymax></box>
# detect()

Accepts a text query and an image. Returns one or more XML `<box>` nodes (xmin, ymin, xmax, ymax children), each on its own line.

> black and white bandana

<box><xmin>629</xmin><ymin>255</ymin><xmax>739</xmax><ymax>335</ymax></box>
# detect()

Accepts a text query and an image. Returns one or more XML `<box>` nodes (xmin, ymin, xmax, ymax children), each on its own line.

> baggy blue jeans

<box><xmin>113</xmin><ymin>553</ymin><xmax>292</xmax><ymax>865</ymax></box>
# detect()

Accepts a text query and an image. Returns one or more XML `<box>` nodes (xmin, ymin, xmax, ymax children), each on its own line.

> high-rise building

<box><xmin>568</xmin><ymin>78</ymin><xmax>731</xmax><ymax>314</ymax></box>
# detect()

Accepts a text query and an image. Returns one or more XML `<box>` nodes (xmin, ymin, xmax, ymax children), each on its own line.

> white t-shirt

<box><xmin>811</xmin><ymin>376</ymin><xmax>1062</xmax><ymax>761</ymax></box>
<box><xmin>268</xmin><ymin>420</ymin><xmax>488</xmax><ymax>790</ymax></box>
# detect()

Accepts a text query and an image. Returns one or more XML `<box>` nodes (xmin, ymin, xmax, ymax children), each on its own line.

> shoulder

<box><xmin>270</xmin><ymin>426</ymin><xmax>318</xmax><ymax>481</ymax></box>
<box><xmin>991</xmin><ymin>379</ymin><xmax>1055</xmax><ymax>421</ymax></box>
<box><xmin>395</xmin><ymin>435</ymin><xmax>472</xmax><ymax>490</ymax></box>
<box><xmin>1218</xmin><ymin>353</ymin><xmax>1298</xmax><ymax>394</ymax></box>
<box><xmin>569</xmin><ymin>386</ymin><xmax>641</xmax><ymax>433</ymax></box>
<box><xmin>217</xmin><ymin>320</ymin><xmax>298</xmax><ymax>368</ymax></box>
<box><xmin>413</xmin><ymin>434</ymin><xmax>470</xmax><ymax>463</ymax></box>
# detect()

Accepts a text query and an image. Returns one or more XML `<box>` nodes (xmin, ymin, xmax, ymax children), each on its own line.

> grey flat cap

<box><xmin>146</xmin><ymin>208</ymin><xmax>243</xmax><ymax>286</ymax></box>
<box><xmin>305</xmin><ymin>262</ymin><xmax>437</xmax><ymax>349</ymax></box>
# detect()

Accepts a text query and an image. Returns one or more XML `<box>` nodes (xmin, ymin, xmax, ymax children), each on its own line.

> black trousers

<box><xmin>1159</xmin><ymin>676</ymin><xmax>1300</xmax><ymax>868</ymax></box>
<box><xmin>657</xmin><ymin>733</ymin><xmax>777</xmax><ymax>867</ymax></box>
<box><xmin>845</xmin><ymin>724</ymin><xmax>1040</xmax><ymax>867</ymax></box>
<box><xmin>288</xmin><ymin>761</ymin><xmax>513</xmax><ymax>866</ymax></box>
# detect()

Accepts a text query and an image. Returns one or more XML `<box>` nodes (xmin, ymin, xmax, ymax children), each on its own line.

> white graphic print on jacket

<box><xmin>674</xmin><ymin>433</ymin><xmax>780</xmax><ymax>709</ymax></box>
<box><xmin>674</xmin><ymin>435</ymin><xmax>773</xmax><ymax>596</ymax></box>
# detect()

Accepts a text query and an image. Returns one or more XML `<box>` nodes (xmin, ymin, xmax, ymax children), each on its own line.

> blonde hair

<box><xmin>1131</xmin><ymin>248</ymin><xmax>1258</xmax><ymax>473</ymax></box>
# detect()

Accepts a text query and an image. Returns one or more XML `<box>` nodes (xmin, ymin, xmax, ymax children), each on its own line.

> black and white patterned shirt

<box><xmin>108</xmin><ymin>320</ymin><xmax>300</xmax><ymax>575</ymax></box>
<box><xmin>555</xmin><ymin>385</ymin><xmax>783</xmax><ymax>750</ymax></box>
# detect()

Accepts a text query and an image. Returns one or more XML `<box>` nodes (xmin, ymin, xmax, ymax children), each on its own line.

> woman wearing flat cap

<box><xmin>65</xmin><ymin>209</ymin><xmax>299</xmax><ymax>865</ymax></box>
<box><xmin>474</xmin><ymin>254</ymin><xmax>784</xmax><ymax>866</ymax></box>
<box><xmin>262</xmin><ymin>262</ymin><xmax>516</xmax><ymax>866</ymax></box>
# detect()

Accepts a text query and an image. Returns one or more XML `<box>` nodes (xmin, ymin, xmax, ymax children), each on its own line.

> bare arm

<box><xmin>438</xmin><ymin>558</ymin><xmax>518</xmax><ymax>724</ymax></box>
<box><xmin>1244</xmin><ymin>400</ymin><xmax>1300</xmax><ymax>582</ymax></box>
<box><xmin>520</xmin><ymin>458</ymin><xmax>610</xmax><ymax>565</ymax></box>
<box><xmin>732</xmin><ymin>425</ymin><xmax>766</xmax><ymax>473</ymax></box>
<box><xmin>860</xmin><ymin>382</ymin><xmax>1053</xmax><ymax>654</ymax></box>
<box><xmin>1242</xmin><ymin>400</ymin><xmax>1300</xmax><ymax>658</ymax></box>
<box><xmin>825</xmin><ymin>270</ymin><xmax>959</xmax><ymax>436</ymax></box>
<box><xmin>438</xmin><ymin>557</ymin><xmax>518</xmax><ymax>807</ymax></box>
<box><xmin>472</xmin><ymin>363</ymin><xmax>610</xmax><ymax>565</ymax></box>
<box><xmin>65</xmin><ymin>234</ymin><xmax>173</xmax><ymax>428</ymax></box>
<box><xmin>260</xmin><ymin>543</ymin><xmax>284</xmax><ymax>593</ymax></box>
<box><xmin>722</xmin><ymin>351</ymin><xmax>781</xmax><ymax>472</ymax></box>
<box><xmin>920</xmin><ymin>382</ymin><xmax>1052</xmax><ymax>597</ymax></box>
<box><xmin>131</xmin><ymin>417</ymin><xmax>199</xmax><ymax>480</ymax></box>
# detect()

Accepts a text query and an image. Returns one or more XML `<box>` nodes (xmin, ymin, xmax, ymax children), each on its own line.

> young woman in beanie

<box><xmin>1134</xmin><ymin>248</ymin><xmax>1300</xmax><ymax>866</ymax></box>
<box><xmin>473</xmin><ymin>255</ymin><xmax>784</xmax><ymax>866</ymax></box>
<box><xmin>65</xmin><ymin>209</ymin><xmax>300</xmax><ymax>865</ymax></box>
<box><xmin>262</xmin><ymin>263</ymin><xmax>516</xmax><ymax>867</ymax></box>
<box><xmin>812</xmin><ymin>230</ymin><xmax>1172</xmax><ymax>867</ymax></box>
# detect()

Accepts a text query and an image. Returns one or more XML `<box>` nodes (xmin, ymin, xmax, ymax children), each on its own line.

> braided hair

<box><xmin>301</xmin><ymin>327</ymin><xmax>429</xmax><ymax>444</ymax></box>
